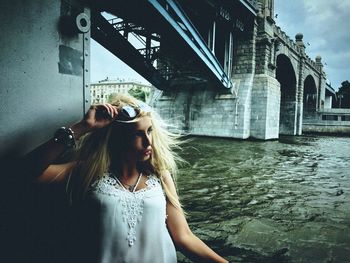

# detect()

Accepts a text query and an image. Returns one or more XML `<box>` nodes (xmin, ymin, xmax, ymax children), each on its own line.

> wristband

<box><xmin>53</xmin><ymin>127</ymin><xmax>76</xmax><ymax>148</ymax></box>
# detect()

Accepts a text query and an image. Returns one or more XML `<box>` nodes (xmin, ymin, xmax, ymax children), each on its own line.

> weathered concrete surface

<box><xmin>0</xmin><ymin>0</ymin><xmax>90</xmax><ymax>157</ymax></box>
<box><xmin>251</xmin><ymin>74</ymin><xmax>281</xmax><ymax>139</ymax></box>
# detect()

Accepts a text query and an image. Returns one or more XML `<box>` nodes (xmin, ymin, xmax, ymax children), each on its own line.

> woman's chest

<box><xmin>87</xmin><ymin>174</ymin><xmax>167</xmax><ymax>221</ymax></box>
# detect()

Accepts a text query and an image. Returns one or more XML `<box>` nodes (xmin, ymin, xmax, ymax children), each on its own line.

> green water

<box><xmin>176</xmin><ymin>135</ymin><xmax>350</xmax><ymax>263</ymax></box>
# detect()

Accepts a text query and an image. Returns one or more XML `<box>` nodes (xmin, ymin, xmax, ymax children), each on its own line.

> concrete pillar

<box><xmin>249</xmin><ymin>2</ymin><xmax>280</xmax><ymax>140</ymax></box>
<box><xmin>0</xmin><ymin>0</ymin><xmax>91</xmax><ymax>158</ymax></box>
<box><xmin>250</xmin><ymin>75</ymin><xmax>280</xmax><ymax>139</ymax></box>
<box><xmin>295</xmin><ymin>33</ymin><xmax>306</xmax><ymax>135</ymax></box>
<box><xmin>315</xmin><ymin>56</ymin><xmax>327</xmax><ymax>111</ymax></box>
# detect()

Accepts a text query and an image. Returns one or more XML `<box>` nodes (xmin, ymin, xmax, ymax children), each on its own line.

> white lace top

<box><xmin>72</xmin><ymin>173</ymin><xmax>177</xmax><ymax>263</ymax></box>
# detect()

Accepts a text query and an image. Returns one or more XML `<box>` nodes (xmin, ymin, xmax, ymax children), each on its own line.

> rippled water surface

<box><xmin>176</xmin><ymin>135</ymin><xmax>350</xmax><ymax>263</ymax></box>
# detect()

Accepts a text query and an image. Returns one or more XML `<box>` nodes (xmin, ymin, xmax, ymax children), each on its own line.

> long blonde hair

<box><xmin>68</xmin><ymin>94</ymin><xmax>184</xmax><ymax>210</ymax></box>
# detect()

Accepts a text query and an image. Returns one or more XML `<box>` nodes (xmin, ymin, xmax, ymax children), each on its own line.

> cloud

<box><xmin>275</xmin><ymin>0</ymin><xmax>350</xmax><ymax>88</ymax></box>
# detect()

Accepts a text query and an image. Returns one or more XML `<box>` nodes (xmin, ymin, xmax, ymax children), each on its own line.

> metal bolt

<box><xmin>85</xmin><ymin>99</ymin><xmax>89</xmax><ymax>103</ymax></box>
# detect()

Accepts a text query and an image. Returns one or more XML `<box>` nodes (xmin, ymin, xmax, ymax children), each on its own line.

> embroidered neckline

<box><xmin>90</xmin><ymin>173</ymin><xmax>162</xmax><ymax>246</ymax></box>
<box><xmin>113</xmin><ymin>172</ymin><xmax>143</xmax><ymax>193</ymax></box>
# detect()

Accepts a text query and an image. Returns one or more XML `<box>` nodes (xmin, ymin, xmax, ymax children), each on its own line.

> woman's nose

<box><xmin>143</xmin><ymin>133</ymin><xmax>151</xmax><ymax>147</ymax></box>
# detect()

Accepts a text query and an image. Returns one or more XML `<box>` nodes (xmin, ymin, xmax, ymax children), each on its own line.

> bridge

<box><xmin>0</xmin><ymin>0</ymin><xmax>331</xmax><ymax>158</ymax></box>
<box><xmin>89</xmin><ymin>0</ymin><xmax>331</xmax><ymax>139</ymax></box>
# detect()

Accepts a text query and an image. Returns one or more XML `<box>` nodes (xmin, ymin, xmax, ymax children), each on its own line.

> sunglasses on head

<box><xmin>116</xmin><ymin>101</ymin><xmax>152</xmax><ymax>122</ymax></box>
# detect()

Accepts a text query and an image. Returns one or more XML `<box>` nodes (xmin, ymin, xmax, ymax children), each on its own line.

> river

<box><xmin>176</xmin><ymin>135</ymin><xmax>350</xmax><ymax>263</ymax></box>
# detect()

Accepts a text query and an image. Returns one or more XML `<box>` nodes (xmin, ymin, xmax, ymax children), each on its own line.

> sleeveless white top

<box><xmin>73</xmin><ymin>174</ymin><xmax>177</xmax><ymax>263</ymax></box>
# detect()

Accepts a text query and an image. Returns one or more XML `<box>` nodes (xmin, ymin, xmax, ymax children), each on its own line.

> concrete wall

<box><xmin>232</xmin><ymin>74</ymin><xmax>254</xmax><ymax>139</ymax></box>
<box><xmin>303</xmin><ymin>109</ymin><xmax>350</xmax><ymax>135</ymax></box>
<box><xmin>0</xmin><ymin>2</ymin><xmax>91</xmax><ymax>262</ymax></box>
<box><xmin>325</xmin><ymin>96</ymin><xmax>332</xmax><ymax>109</ymax></box>
<box><xmin>303</xmin><ymin>123</ymin><xmax>350</xmax><ymax>135</ymax></box>
<box><xmin>156</xmin><ymin>86</ymin><xmax>241</xmax><ymax>138</ymax></box>
<box><xmin>155</xmin><ymin>67</ymin><xmax>282</xmax><ymax>141</ymax></box>
<box><xmin>251</xmin><ymin>74</ymin><xmax>280</xmax><ymax>139</ymax></box>
<box><xmin>279</xmin><ymin>101</ymin><xmax>297</xmax><ymax>135</ymax></box>
<box><xmin>0</xmin><ymin>0</ymin><xmax>90</xmax><ymax>158</ymax></box>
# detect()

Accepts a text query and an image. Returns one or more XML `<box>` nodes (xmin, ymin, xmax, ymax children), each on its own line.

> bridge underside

<box><xmin>90</xmin><ymin>0</ymin><xmax>233</xmax><ymax>91</ymax></box>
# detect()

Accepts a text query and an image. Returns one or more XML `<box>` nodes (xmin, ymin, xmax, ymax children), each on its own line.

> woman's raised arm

<box><xmin>22</xmin><ymin>104</ymin><xmax>118</xmax><ymax>182</ymax></box>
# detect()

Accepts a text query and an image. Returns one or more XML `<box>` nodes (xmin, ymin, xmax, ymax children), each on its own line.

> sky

<box><xmin>91</xmin><ymin>0</ymin><xmax>350</xmax><ymax>89</ymax></box>
<box><xmin>90</xmin><ymin>39</ymin><xmax>150</xmax><ymax>84</ymax></box>
<box><xmin>274</xmin><ymin>0</ymin><xmax>350</xmax><ymax>90</ymax></box>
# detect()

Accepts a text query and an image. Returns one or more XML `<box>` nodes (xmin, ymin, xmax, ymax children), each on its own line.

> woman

<box><xmin>26</xmin><ymin>94</ymin><xmax>228</xmax><ymax>263</ymax></box>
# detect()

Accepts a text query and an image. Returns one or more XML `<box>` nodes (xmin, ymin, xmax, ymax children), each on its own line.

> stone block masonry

<box><xmin>251</xmin><ymin>74</ymin><xmax>281</xmax><ymax>139</ymax></box>
<box><xmin>155</xmin><ymin>72</ymin><xmax>281</xmax><ymax>140</ymax></box>
<box><xmin>155</xmin><ymin>85</ymin><xmax>244</xmax><ymax>138</ymax></box>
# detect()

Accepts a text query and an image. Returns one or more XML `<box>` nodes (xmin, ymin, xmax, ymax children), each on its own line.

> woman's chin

<box><xmin>142</xmin><ymin>155</ymin><xmax>151</xmax><ymax>161</ymax></box>
<box><xmin>138</xmin><ymin>154</ymin><xmax>151</xmax><ymax>162</ymax></box>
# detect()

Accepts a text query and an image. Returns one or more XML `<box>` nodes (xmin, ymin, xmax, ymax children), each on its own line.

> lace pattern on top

<box><xmin>90</xmin><ymin>174</ymin><xmax>162</xmax><ymax>246</ymax></box>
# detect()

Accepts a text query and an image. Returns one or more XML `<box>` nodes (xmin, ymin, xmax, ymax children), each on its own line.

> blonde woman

<box><xmin>26</xmin><ymin>94</ymin><xmax>228</xmax><ymax>263</ymax></box>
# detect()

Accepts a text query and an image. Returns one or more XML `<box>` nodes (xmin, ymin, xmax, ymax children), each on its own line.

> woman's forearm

<box><xmin>176</xmin><ymin>233</ymin><xmax>228</xmax><ymax>263</ymax></box>
<box><xmin>22</xmin><ymin>121</ymin><xmax>89</xmax><ymax>178</ymax></box>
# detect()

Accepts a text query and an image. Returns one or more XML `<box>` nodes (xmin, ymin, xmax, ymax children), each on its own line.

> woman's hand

<box><xmin>84</xmin><ymin>103</ymin><xmax>118</xmax><ymax>130</ymax></box>
<box><xmin>71</xmin><ymin>103</ymin><xmax>118</xmax><ymax>138</ymax></box>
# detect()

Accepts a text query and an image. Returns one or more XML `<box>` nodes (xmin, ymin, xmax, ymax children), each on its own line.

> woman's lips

<box><xmin>143</xmin><ymin>149</ymin><xmax>152</xmax><ymax>156</ymax></box>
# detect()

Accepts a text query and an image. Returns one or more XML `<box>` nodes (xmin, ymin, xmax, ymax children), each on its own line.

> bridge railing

<box><xmin>274</xmin><ymin>26</ymin><xmax>322</xmax><ymax>74</ymax></box>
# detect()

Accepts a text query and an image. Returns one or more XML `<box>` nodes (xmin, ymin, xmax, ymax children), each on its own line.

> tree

<box><xmin>337</xmin><ymin>80</ymin><xmax>350</xmax><ymax>108</ymax></box>
<box><xmin>128</xmin><ymin>87</ymin><xmax>149</xmax><ymax>102</ymax></box>
<box><xmin>107</xmin><ymin>93</ymin><xmax>117</xmax><ymax>103</ymax></box>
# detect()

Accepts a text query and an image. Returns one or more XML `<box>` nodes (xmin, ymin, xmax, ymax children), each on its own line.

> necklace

<box><xmin>114</xmin><ymin>173</ymin><xmax>142</xmax><ymax>192</ymax></box>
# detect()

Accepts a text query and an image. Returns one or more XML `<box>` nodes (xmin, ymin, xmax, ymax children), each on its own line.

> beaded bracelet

<box><xmin>53</xmin><ymin>127</ymin><xmax>76</xmax><ymax>148</ymax></box>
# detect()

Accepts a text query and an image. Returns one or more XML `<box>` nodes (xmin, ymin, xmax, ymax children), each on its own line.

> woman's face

<box><xmin>125</xmin><ymin>116</ymin><xmax>153</xmax><ymax>163</ymax></box>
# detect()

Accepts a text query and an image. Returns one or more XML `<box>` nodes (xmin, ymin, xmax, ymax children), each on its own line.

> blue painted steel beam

<box><xmin>239</xmin><ymin>0</ymin><xmax>258</xmax><ymax>15</ymax></box>
<box><xmin>148</xmin><ymin>0</ymin><xmax>233</xmax><ymax>90</ymax></box>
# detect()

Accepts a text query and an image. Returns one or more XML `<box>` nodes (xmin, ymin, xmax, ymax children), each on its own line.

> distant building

<box><xmin>90</xmin><ymin>78</ymin><xmax>153</xmax><ymax>104</ymax></box>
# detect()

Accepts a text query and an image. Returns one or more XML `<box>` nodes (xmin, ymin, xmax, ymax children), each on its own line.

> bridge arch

<box><xmin>303</xmin><ymin>75</ymin><xmax>317</xmax><ymax>119</ymax></box>
<box><xmin>276</xmin><ymin>54</ymin><xmax>297</xmax><ymax>135</ymax></box>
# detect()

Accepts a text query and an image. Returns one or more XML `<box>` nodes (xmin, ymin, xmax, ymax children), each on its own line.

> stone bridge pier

<box><xmin>154</xmin><ymin>0</ymin><xmax>327</xmax><ymax>140</ymax></box>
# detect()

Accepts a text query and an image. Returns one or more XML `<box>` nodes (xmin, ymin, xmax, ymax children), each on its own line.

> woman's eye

<box><xmin>133</xmin><ymin>128</ymin><xmax>152</xmax><ymax>137</ymax></box>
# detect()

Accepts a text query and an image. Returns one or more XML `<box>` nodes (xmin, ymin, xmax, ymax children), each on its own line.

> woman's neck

<box><xmin>111</xmin><ymin>159</ymin><xmax>139</xmax><ymax>180</ymax></box>
<box><xmin>120</xmin><ymin>165</ymin><xmax>139</xmax><ymax>180</ymax></box>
